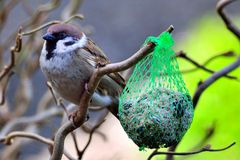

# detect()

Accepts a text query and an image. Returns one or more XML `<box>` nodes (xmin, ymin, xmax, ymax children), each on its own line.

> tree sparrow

<box><xmin>40</xmin><ymin>24</ymin><xmax>125</xmax><ymax>109</ymax></box>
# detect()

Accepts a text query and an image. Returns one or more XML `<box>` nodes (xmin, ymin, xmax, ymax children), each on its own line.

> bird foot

<box><xmin>84</xmin><ymin>83</ymin><xmax>92</xmax><ymax>95</ymax></box>
<box><xmin>68</xmin><ymin>111</ymin><xmax>89</xmax><ymax>128</ymax></box>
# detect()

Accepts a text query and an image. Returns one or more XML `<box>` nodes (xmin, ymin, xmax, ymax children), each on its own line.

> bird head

<box><xmin>42</xmin><ymin>24</ymin><xmax>87</xmax><ymax>59</ymax></box>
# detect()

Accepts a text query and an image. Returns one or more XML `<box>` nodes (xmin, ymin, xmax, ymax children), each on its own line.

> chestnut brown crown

<box><xmin>47</xmin><ymin>24</ymin><xmax>83</xmax><ymax>39</ymax></box>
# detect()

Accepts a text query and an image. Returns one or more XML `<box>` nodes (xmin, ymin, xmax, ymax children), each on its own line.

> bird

<box><xmin>39</xmin><ymin>23</ymin><xmax>125</xmax><ymax>112</ymax></box>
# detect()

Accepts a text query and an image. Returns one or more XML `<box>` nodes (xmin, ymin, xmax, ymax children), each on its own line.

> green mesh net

<box><xmin>118</xmin><ymin>32</ymin><xmax>194</xmax><ymax>149</ymax></box>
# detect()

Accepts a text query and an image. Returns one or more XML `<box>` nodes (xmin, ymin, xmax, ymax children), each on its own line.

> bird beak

<box><xmin>42</xmin><ymin>33</ymin><xmax>56</xmax><ymax>41</ymax></box>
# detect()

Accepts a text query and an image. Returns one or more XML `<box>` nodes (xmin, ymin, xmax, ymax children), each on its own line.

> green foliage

<box><xmin>119</xmin><ymin>32</ymin><xmax>194</xmax><ymax>149</ymax></box>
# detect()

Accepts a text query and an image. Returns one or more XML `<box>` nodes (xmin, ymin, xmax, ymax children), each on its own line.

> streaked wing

<box><xmin>84</xmin><ymin>38</ymin><xmax>109</xmax><ymax>64</ymax></box>
<box><xmin>83</xmin><ymin>38</ymin><xmax>126</xmax><ymax>88</ymax></box>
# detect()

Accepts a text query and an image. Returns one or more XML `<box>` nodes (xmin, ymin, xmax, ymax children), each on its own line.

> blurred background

<box><xmin>0</xmin><ymin>0</ymin><xmax>239</xmax><ymax>160</ymax></box>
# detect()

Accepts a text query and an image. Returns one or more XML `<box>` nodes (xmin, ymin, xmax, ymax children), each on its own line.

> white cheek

<box><xmin>54</xmin><ymin>34</ymin><xmax>87</xmax><ymax>54</ymax></box>
<box><xmin>40</xmin><ymin>34</ymin><xmax>88</xmax><ymax>71</ymax></box>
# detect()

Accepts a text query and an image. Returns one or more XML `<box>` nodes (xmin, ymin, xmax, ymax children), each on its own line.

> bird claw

<box><xmin>84</xmin><ymin>83</ymin><xmax>91</xmax><ymax>95</ymax></box>
<box><xmin>96</xmin><ymin>58</ymin><xmax>106</xmax><ymax>68</ymax></box>
<box><xmin>68</xmin><ymin>112</ymin><xmax>78</xmax><ymax>128</ymax></box>
<box><xmin>86</xmin><ymin>114</ymin><xmax>90</xmax><ymax>121</ymax></box>
<box><xmin>96</xmin><ymin>62</ymin><xmax>106</xmax><ymax>68</ymax></box>
<box><xmin>68</xmin><ymin>111</ymin><xmax>89</xmax><ymax>128</ymax></box>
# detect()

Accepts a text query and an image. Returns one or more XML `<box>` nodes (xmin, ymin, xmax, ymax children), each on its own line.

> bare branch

<box><xmin>165</xmin><ymin>145</ymin><xmax>178</xmax><ymax>160</ymax></box>
<box><xmin>20</xmin><ymin>21</ymin><xmax>61</xmax><ymax>36</ymax></box>
<box><xmin>0</xmin><ymin>27</ymin><xmax>22</xmax><ymax>81</ymax></box>
<box><xmin>20</xmin><ymin>14</ymin><xmax>84</xmax><ymax>37</ymax></box>
<box><xmin>148</xmin><ymin>142</ymin><xmax>235</xmax><ymax>159</ymax></box>
<box><xmin>176</xmin><ymin>51</ymin><xmax>239</xmax><ymax>81</ymax></box>
<box><xmin>63</xmin><ymin>14</ymin><xmax>84</xmax><ymax>24</ymax></box>
<box><xmin>193</xmin><ymin>56</ymin><xmax>240</xmax><ymax>107</ymax></box>
<box><xmin>180</xmin><ymin>51</ymin><xmax>236</xmax><ymax>74</ymax></box>
<box><xmin>0</xmin><ymin>107</ymin><xmax>62</xmax><ymax>138</ymax></box>
<box><xmin>0</xmin><ymin>71</ymin><xmax>14</xmax><ymax>105</ymax></box>
<box><xmin>0</xmin><ymin>131</ymin><xmax>77</xmax><ymax>160</ymax></box>
<box><xmin>50</xmin><ymin>121</ymin><xmax>77</xmax><ymax>160</ymax></box>
<box><xmin>78</xmin><ymin>120</ymin><xmax>105</xmax><ymax>159</ymax></box>
<box><xmin>0</xmin><ymin>131</ymin><xmax>53</xmax><ymax>146</ymax></box>
<box><xmin>191</xmin><ymin>122</ymin><xmax>216</xmax><ymax>151</ymax></box>
<box><xmin>217</xmin><ymin>0</ymin><xmax>240</xmax><ymax>39</ymax></box>
<box><xmin>2</xmin><ymin>0</ymin><xmax>60</xmax><ymax>51</ymax></box>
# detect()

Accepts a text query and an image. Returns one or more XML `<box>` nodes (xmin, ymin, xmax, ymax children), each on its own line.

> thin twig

<box><xmin>0</xmin><ymin>27</ymin><xmax>22</xmax><ymax>81</ymax></box>
<box><xmin>0</xmin><ymin>131</ymin><xmax>54</xmax><ymax>146</ymax></box>
<box><xmin>180</xmin><ymin>51</ymin><xmax>236</xmax><ymax>74</ymax></box>
<box><xmin>0</xmin><ymin>131</ymin><xmax>77</xmax><ymax>160</ymax></box>
<box><xmin>46</xmin><ymin>82</ymin><xmax>59</xmax><ymax>105</ymax></box>
<box><xmin>193</xmin><ymin>56</ymin><xmax>240</xmax><ymax>107</ymax></box>
<box><xmin>191</xmin><ymin>122</ymin><xmax>216</xmax><ymax>151</ymax></box>
<box><xmin>70</xmin><ymin>132</ymin><xmax>82</xmax><ymax>158</ymax></box>
<box><xmin>20</xmin><ymin>21</ymin><xmax>61</xmax><ymax>36</ymax></box>
<box><xmin>165</xmin><ymin>145</ymin><xmax>178</xmax><ymax>160</ymax></box>
<box><xmin>20</xmin><ymin>14</ymin><xmax>84</xmax><ymax>37</ymax></box>
<box><xmin>0</xmin><ymin>71</ymin><xmax>14</xmax><ymax>105</ymax></box>
<box><xmin>176</xmin><ymin>51</ymin><xmax>239</xmax><ymax>81</ymax></box>
<box><xmin>217</xmin><ymin>0</ymin><xmax>240</xmax><ymax>39</ymax></box>
<box><xmin>0</xmin><ymin>107</ymin><xmax>62</xmax><ymax>138</ymax></box>
<box><xmin>148</xmin><ymin>142</ymin><xmax>235</xmax><ymax>159</ymax></box>
<box><xmin>78</xmin><ymin>120</ymin><xmax>105</xmax><ymax>159</ymax></box>
<box><xmin>0</xmin><ymin>28</ymin><xmax>22</xmax><ymax>106</ymax></box>
<box><xmin>46</xmin><ymin>81</ymin><xmax>70</xmax><ymax>117</ymax></box>
<box><xmin>63</xmin><ymin>14</ymin><xmax>84</xmax><ymax>24</ymax></box>
<box><xmin>2</xmin><ymin>0</ymin><xmax>60</xmax><ymax>51</ymax></box>
<box><xmin>147</xmin><ymin>149</ymin><xmax>158</xmax><ymax>160</ymax></box>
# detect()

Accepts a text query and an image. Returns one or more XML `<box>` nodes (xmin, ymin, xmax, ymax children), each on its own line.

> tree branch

<box><xmin>176</xmin><ymin>51</ymin><xmax>239</xmax><ymax>81</ymax></box>
<box><xmin>0</xmin><ymin>107</ymin><xmax>62</xmax><ymax>138</ymax></box>
<box><xmin>217</xmin><ymin>0</ymin><xmax>240</xmax><ymax>39</ymax></box>
<box><xmin>148</xmin><ymin>142</ymin><xmax>235</xmax><ymax>159</ymax></box>
<box><xmin>78</xmin><ymin>120</ymin><xmax>105</xmax><ymax>159</ymax></box>
<box><xmin>0</xmin><ymin>131</ymin><xmax>53</xmax><ymax>146</ymax></box>
<box><xmin>193</xmin><ymin>56</ymin><xmax>240</xmax><ymax>107</ymax></box>
<box><xmin>0</xmin><ymin>71</ymin><xmax>14</xmax><ymax>105</ymax></box>
<box><xmin>0</xmin><ymin>131</ymin><xmax>77</xmax><ymax>160</ymax></box>
<box><xmin>180</xmin><ymin>51</ymin><xmax>236</xmax><ymax>74</ymax></box>
<box><xmin>0</xmin><ymin>27</ymin><xmax>22</xmax><ymax>81</ymax></box>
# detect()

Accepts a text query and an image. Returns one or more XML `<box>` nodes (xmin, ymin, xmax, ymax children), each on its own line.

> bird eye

<box><xmin>64</xmin><ymin>41</ymin><xmax>75</xmax><ymax>46</ymax></box>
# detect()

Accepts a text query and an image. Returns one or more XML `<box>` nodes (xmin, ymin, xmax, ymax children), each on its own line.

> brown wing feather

<box><xmin>84</xmin><ymin>38</ymin><xmax>126</xmax><ymax>88</ymax></box>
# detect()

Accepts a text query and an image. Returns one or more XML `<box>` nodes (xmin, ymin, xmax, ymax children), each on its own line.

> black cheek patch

<box><xmin>64</xmin><ymin>41</ymin><xmax>75</xmax><ymax>46</ymax></box>
<box><xmin>46</xmin><ymin>41</ymin><xmax>57</xmax><ymax>60</ymax></box>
